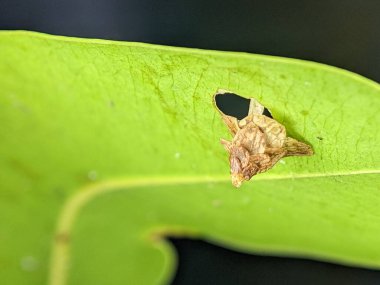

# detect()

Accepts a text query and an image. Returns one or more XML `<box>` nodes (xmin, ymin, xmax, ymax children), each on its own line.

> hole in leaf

<box><xmin>214</xmin><ymin>92</ymin><xmax>249</xmax><ymax>120</ymax></box>
<box><xmin>214</xmin><ymin>91</ymin><xmax>272</xmax><ymax>120</ymax></box>
<box><xmin>262</xmin><ymin>106</ymin><xmax>273</xmax><ymax>118</ymax></box>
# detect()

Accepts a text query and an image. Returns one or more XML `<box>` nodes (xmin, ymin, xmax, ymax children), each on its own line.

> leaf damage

<box><xmin>214</xmin><ymin>90</ymin><xmax>314</xmax><ymax>187</ymax></box>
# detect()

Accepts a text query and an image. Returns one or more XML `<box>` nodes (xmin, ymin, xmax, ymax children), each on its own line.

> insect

<box><xmin>214</xmin><ymin>90</ymin><xmax>313</xmax><ymax>188</ymax></box>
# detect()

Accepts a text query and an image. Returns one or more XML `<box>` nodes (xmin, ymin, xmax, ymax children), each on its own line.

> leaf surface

<box><xmin>0</xmin><ymin>31</ymin><xmax>379</xmax><ymax>285</ymax></box>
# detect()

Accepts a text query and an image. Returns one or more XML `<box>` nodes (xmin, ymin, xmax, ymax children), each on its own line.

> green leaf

<box><xmin>1</xmin><ymin>31</ymin><xmax>379</xmax><ymax>285</ymax></box>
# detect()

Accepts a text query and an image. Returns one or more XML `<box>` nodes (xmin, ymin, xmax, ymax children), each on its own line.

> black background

<box><xmin>1</xmin><ymin>0</ymin><xmax>380</xmax><ymax>284</ymax></box>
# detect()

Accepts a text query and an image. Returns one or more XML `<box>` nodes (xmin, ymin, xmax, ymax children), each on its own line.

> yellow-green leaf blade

<box><xmin>0</xmin><ymin>31</ymin><xmax>379</xmax><ymax>285</ymax></box>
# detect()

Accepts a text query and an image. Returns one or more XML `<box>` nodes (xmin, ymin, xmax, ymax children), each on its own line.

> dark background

<box><xmin>1</xmin><ymin>0</ymin><xmax>379</xmax><ymax>284</ymax></box>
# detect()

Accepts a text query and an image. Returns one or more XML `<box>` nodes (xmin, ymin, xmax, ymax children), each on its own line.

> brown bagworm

<box><xmin>214</xmin><ymin>90</ymin><xmax>313</xmax><ymax>188</ymax></box>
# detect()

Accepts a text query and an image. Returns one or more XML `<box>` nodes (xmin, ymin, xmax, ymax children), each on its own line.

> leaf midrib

<box><xmin>48</xmin><ymin>169</ymin><xmax>379</xmax><ymax>285</ymax></box>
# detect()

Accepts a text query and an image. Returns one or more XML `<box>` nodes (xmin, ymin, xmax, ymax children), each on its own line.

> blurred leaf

<box><xmin>0</xmin><ymin>31</ymin><xmax>379</xmax><ymax>285</ymax></box>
